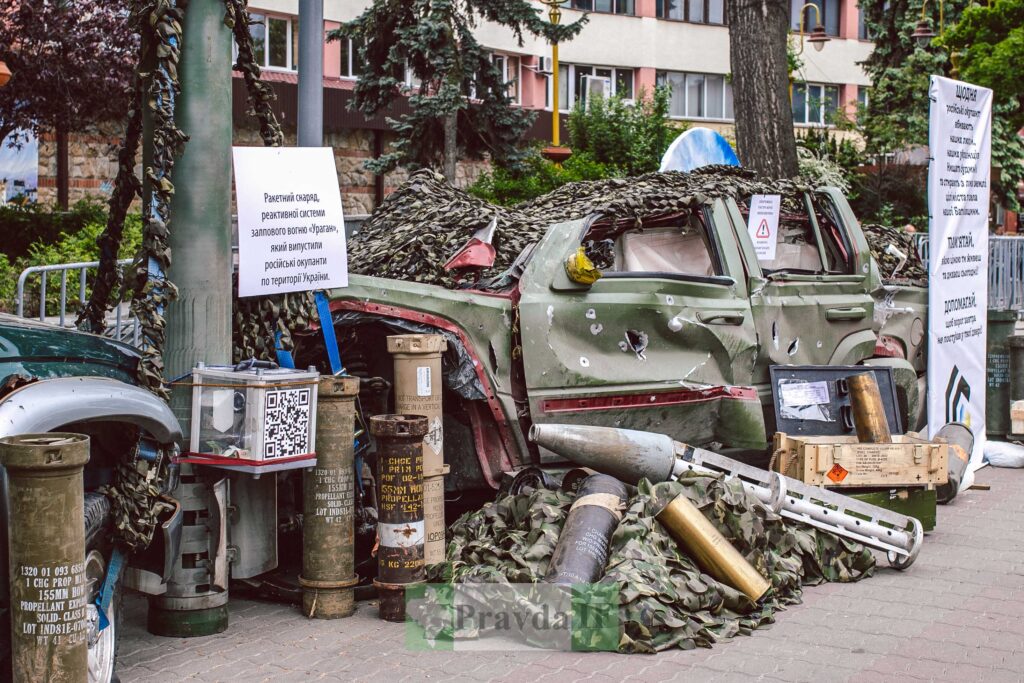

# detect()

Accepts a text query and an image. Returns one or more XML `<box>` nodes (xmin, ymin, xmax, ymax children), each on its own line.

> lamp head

<box><xmin>808</xmin><ymin>25</ymin><xmax>830</xmax><ymax>52</ymax></box>
<box><xmin>911</xmin><ymin>19</ymin><xmax>936</xmax><ymax>47</ymax></box>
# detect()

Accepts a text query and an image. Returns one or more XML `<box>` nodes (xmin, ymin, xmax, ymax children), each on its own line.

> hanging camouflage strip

<box><xmin>97</xmin><ymin>437</ymin><xmax>173</xmax><ymax>553</ymax></box>
<box><xmin>77</xmin><ymin>70</ymin><xmax>145</xmax><ymax>336</ymax></box>
<box><xmin>223</xmin><ymin>0</ymin><xmax>284</xmax><ymax>147</ymax></box>
<box><xmin>349</xmin><ymin>166</ymin><xmax>812</xmax><ymax>289</ymax></box>
<box><xmin>426</xmin><ymin>472</ymin><xmax>874</xmax><ymax>653</ymax></box>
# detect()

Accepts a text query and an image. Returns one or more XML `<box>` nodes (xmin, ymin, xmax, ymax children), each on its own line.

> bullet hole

<box><xmin>579</xmin><ymin>356</ymin><xmax>590</xmax><ymax>368</ymax></box>
<box><xmin>816</xmin><ymin>340</ymin><xmax>823</xmax><ymax>348</ymax></box>
<box><xmin>590</xmin><ymin>323</ymin><xmax>603</xmax><ymax>335</ymax></box>
<box><xmin>668</xmin><ymin>315</ymin><xmax>684</xmax><ymax>332</ymax></box>
<box><xmin>585</xmin><ymin>308</ymin><xmax>597</xmax><ymax>319</ymax></box>
<box><xmin>772</xmin><ymin>321</ymin><xmax>780</xmax><ymax>350</ymax></box>
<box><xmin>619</xmin><ymin>329</ymin><xmax>649</xmax><ymax>360</ymax></box>
<box><xmin>788</xmin><ymin>338</ymin><xmax>800</xmax><ymax>356</ymax></box>
<box><xmin>665</xmin><ymin>295</ymin><xmax>675</xmax><ymax>305</ymax></box>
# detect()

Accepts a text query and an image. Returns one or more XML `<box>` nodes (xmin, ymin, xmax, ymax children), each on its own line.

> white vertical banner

<box><xmin>927</xmin><ymin>76</ymin><xmax>992</xmax><ymax>478</ymax></box>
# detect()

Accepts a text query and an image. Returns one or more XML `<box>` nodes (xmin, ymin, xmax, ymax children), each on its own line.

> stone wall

<box><xmin>39</xmin><ymin>123</ymin><xmax>491</xmax><ymax>216</ymax></box>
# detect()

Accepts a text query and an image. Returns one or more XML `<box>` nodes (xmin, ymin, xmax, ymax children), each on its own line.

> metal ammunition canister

<box><xmin>388</xmin><ymin>335</ymin><xmax>448</xmax><ymax>564</ymax></box>
<box><xmin>370</xmin><ymin>414</ymin><xmax>428</xmax><ymax>622</ymax></box>
<box><xmin>544</xmin><ymin>473</ymin><xmax>628</xmax><ymax>585</ymax></box>
<box><xmin>848</xmin><ymin>373</ymin><xmax>893</xmax><ymax>443</ymax></box>
<box><xmin>656</xmin><ymin>494</ymin><xmax>771</xmax><ymax>602</ymax></box>
<box><xmin>0</xmin><ymin>434</ymin><xmax>90</xmax><ymax>683</ymax></box>
<box><xmin>301</xmin><ymin>376</ymin><xmax>360</xmax><ymax>619</ymax></box>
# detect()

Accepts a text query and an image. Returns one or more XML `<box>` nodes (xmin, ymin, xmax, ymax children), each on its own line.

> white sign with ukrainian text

<box><xmin>233</xmin><ymin>146</ymin><xmax>348</xmax><ymax>297</ymax></box>
<box><xmin>747</xmin><ymin>194</ymin><xmax>781</xmax><ymax>261</ymax></box>
<box><xmin>927</xmin><ymin>76</ymin><xmax>992</xmax><ymax>479</ymax></box>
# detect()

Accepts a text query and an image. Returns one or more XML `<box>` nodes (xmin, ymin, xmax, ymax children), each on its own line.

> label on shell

<box><xmin>827</xmin><ymin>463</ymin><xmax>849</xmax><ymax>483</ymax></box>
<box><xmin>424</xmin><ymin>416</ymin><xmax>443</xmax><ymax>457</ymax></box>
<box><xmin>417</xmin><ymin>366</ymin><xmax>431</xmax><ymax>397</ymax></box>
<box><xmin>379</xmin><ymin>520</ymin><xmax>425</xmax><ymax>548</ymax></box>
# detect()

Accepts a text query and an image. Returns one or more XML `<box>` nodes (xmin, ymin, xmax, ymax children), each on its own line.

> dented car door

<box><xmin>518</xmin><ymin>201</ymin><xmax>765</xmax><ymax>457</ymax></box>
<box><xmin>727</xmin><ymin>190</ymin><xmax>878</xmax><ymax>392</ymax></box>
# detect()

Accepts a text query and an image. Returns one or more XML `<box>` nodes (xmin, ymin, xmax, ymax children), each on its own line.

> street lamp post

<box><xmin>911</xmin><ymin>0</ymin><xmax>945</xmax><ymax>46</ymax></box>
<box><xmin>789</xmin><ymin>3</ymin><xmax>831</xmax><ymax>102</ymax></box>
<box><xmin>540</xmin><ymin>0</ymin><xmax>571</xmax><ymax>164</ymax></box>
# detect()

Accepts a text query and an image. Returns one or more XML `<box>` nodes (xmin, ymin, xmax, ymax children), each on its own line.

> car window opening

<box><xmin>582</xmin><ymin>208</ymin><xmax>721</xmax><ymax>278</ymax></box>
<box><xmin>739</xmin><ymin>193</ymin><xmax>852</xmax><ymax>276</ymax></box>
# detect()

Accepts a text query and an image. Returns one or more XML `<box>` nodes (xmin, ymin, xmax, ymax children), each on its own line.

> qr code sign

<box><xmin>263</xmin><ymin>388</ymin><xmax>312</xmax><ymax>458</ymax></box>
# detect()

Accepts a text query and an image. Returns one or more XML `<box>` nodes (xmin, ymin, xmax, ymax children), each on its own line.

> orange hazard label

<box><xmin>827</xmin><ymin>464</ymin><xmax>849</xmax><ymax>483</ymax></box>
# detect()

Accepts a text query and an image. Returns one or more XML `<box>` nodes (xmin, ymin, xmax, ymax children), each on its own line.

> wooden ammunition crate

<box><xmin>771</xmin><ymin>432</ymin><xmax>948</xmax><ymax>487</ymax></box>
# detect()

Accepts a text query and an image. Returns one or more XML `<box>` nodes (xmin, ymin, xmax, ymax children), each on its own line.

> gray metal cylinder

<box><xmin>147</xmin><ymin>465</ymin><xmax>229</xmax><ymax>637</ymax></box>
<box><xmin>0</xmin><ymin>434</ymin><xmax>90</xmax><ymax>683</ymax></box>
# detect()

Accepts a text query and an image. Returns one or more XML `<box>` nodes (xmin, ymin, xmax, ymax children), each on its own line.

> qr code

<box><xmin>263</xmin><ymin>388</ymin><xmax>311</xmax><ymax>458</ymax></box>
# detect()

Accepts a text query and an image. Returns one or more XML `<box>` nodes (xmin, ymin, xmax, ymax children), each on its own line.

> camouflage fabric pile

<box><xmin>350</xmin><ymin>166</ymin><xmax>811</xmax><ymax>288</ymax></box>
<box><xmin>862</xmin><ymin>224</ymin><xmax>928</xmax><ymax>286</ymax></box>
<box><xmin>429</xmin><ymin>472</ymin><xmax>874</xmax><ymax>653</ymax></box>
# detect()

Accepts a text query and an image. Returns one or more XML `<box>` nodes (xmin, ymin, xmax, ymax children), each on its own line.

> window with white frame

<box><xmin>338</xmin><ymin>37</ymin><xmax>364</xmax><ymax>78</ymax></box>
<box><xmin>791</xmin><ymin>0</ymin><xmax>839</xmax><ymax>36</ymax></box>
<box><xmin>792</xmin><ymin>82</ymin><xmax>840</xmax><ymax>125</ymax></box>
<box><xmin>571</xmin><ymin>0</ymin><xmax>635</xmax><ymax>14</ymax></box>
<box><xmin>492</xmin><ymin>54</ymin><xmax>521</xmax><ymax>103</ymax></box>
<box><xmin>656</xmin><ymin>71</ymin><xmax>733</xmax><ymax>120</ymax></box>
<box><xmin>553</xmin><ymin>64</ymin><xmax>635</xmax><ymax>111</ymax></box>
<box><xmin>656</xmin><ymin>0</ymin><xmax>726</xmax><ymax>24</ymax></box>
<box><xmin>247</xmin><ymin>13</ymin><xmax>299</xmax><ymax>71</ymax></box>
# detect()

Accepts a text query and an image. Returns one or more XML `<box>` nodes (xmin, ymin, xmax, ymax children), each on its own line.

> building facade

<box><xmin>37</xmin><ymin>0</ymin><xmax>875</xmax><ymax>212</ymax></box>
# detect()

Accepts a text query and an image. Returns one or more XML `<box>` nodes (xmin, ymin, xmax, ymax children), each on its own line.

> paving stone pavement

<box><xmin>117</xmin><ymin>466</ymin><xmax>1024</xmax><ymax>682</ymax></box>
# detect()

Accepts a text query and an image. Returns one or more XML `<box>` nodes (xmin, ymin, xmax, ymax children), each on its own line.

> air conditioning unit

<box><xmin>582</xmin><ymin>75</ymin><xmax>612</xmax><ymax>109</ymax></box>
<box><xmin>531</xmin><ymin>55</ymin><xmax>553</xmax><ymax>75</ymax></box>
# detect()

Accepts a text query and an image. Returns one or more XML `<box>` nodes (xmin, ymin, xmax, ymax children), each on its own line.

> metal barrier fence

<box><xmin>914</xmin><ymin>234</ymin><xmax>1024</xmax><ymax>312</ymax></box>
<box><xmin>15</xmin><ymin>260</ymin><xmax>140</xmax><ymax>345</ymax></box>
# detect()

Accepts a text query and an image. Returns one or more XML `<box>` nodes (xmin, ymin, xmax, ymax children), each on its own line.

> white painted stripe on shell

<box><xmin>379</xmin><ymin>520</ymin><xmax>425</xmax><ymax>548</ymax></box>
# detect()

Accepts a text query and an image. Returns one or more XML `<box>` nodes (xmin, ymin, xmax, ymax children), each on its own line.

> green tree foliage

<box><xmin>331</xmin><ymin>0</ymin><xmax>585</xmax><ymax>175</ymax></box>
<box><xmin>566</xmin><ymin>86</ymin><xmax>675</xmax><ymax>177</ymax></box>
<box><xmin>468</xmin><ymin>88</ymin><xmax>679</xmax><ymax>206</ymax></box>
<box><xmin>859</xmin><ymin>0</ymin><xmax>967</xmax><ymax>156</ymax></box>
<box><xmin>0</xmin><ymin>204</ymin><xmax>141</xmax><ymax>314</ymax></box>
<box><xmin>942</xmin><ymin>0</ymin><xmax>1024</xmax><ymax>209</ymax></box>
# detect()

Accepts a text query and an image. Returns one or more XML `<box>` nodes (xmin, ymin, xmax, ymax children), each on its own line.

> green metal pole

<box><xmin>164</xmin><ymin>0</ymin><xmax>233</xmax><ymax>425</ymax></box>
<box><xmin>150</xmin><ymin>0</ymin><xmax>233</xmax><ymax>638</ymax></box>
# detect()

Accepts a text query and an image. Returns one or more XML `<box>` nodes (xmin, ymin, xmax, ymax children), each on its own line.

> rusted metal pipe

<box><xmin>655</xmin><ymin>493</ymin><xmax>770</xmax><ymax>602</ymax></box>
<box><xmin>301</xmin><ymin>376</ymin><xmax>360</xmax><ymax>619</ymax></box>
<box><xmin>848</xmin><ymin>373</ymin><xmax>893</xmax><ymax>443</ymax></box>
<box><xmin>370</xmin><ymin>414</ymin><xmax>428</xmax><ymax>622</ymax></box>
<box><xmin>543</xmin><ymin>473</ymin><xmax>627</xmax><ymax>585</ymax></box>
<box><xmin>0</xmin><ymin>433</ymin><xmax>90</xmax><ymax>683</ymax></box>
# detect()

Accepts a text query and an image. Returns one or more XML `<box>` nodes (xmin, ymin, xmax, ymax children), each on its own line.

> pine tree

<box><xmin>333</xmin><ymin>0</ymin><xmax>586</xmax><ymax>181</ymax></box>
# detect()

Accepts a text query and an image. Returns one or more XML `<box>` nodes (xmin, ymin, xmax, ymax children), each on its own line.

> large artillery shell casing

<box><xmin>656</xmin><ymin>494</ymin><xmax>770</xmax><ymax>602</ymax></box>
<box><xmin>544</xmin><ymin>474</ymin><xmax>628</xmax><ymax>585</ymax></box>
<box><xmin>301</xmin><ymin>376</ymin><xmax>360</xmax><ymax>619</ymax></box>
<box><xmin>0</xmin><ymin>434</ymin><xmax>90</xmax><ymax>683</ymax></box>
<box><xmin>387</xmin><ymin>335</ymin><xmax>447</xmax><ymax>478</ymax></box>
<box><xmin>423</xmin><ymin>474</ymin><xmax>446</xmax><ymax>565</ymax></box>
<box><xmin>371</xmin><ymin>414</ymin><xmax>428</xmax><ymax>622</ymax></box>
<box><xmin>848</xmin><ymin>373</ymin><xmax>893</xmax><ymax>444</ymax></box>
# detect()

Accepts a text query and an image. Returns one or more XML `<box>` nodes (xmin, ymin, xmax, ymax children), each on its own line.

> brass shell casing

<box><xmin>656</xmin><ymin>494</ymin><xmax>770</xmax><ymax>602</ymax></box>
<box><xmin>848</xmin><ymin>373</ymin><xmax>893</xmax><ymax>444</ymax></box>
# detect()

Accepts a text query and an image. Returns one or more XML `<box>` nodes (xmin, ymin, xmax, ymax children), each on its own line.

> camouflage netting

<box><xmin>425</xmin><ymin>472</ymin><xmax>875</xmax><ymax>653</ymax></box>
<box><xmin>862</xmin><ymin>224</ymin><xmax>928</xmax><ymax>286</ymax></box>
<box><xmin>349</xmin><ymin>166</ymin><xmax>812</xmax><ymax>288</ymax></box>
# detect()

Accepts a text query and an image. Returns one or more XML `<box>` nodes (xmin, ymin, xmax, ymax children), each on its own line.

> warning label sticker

<box><xmin>827</xmin><ymin>463</ymin><xmax>849</xmax><ymax>483</ymax></box>
<box><xmin>746</xmin><ymin>194</ymin><xmax>781</xmax><ymax>262</ymax></box>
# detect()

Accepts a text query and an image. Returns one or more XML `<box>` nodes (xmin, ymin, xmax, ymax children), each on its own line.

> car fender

<box><xmin>0</xmin><ymin>377</ymin><xmax>181</xmax><ymax>443</ymax></box>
